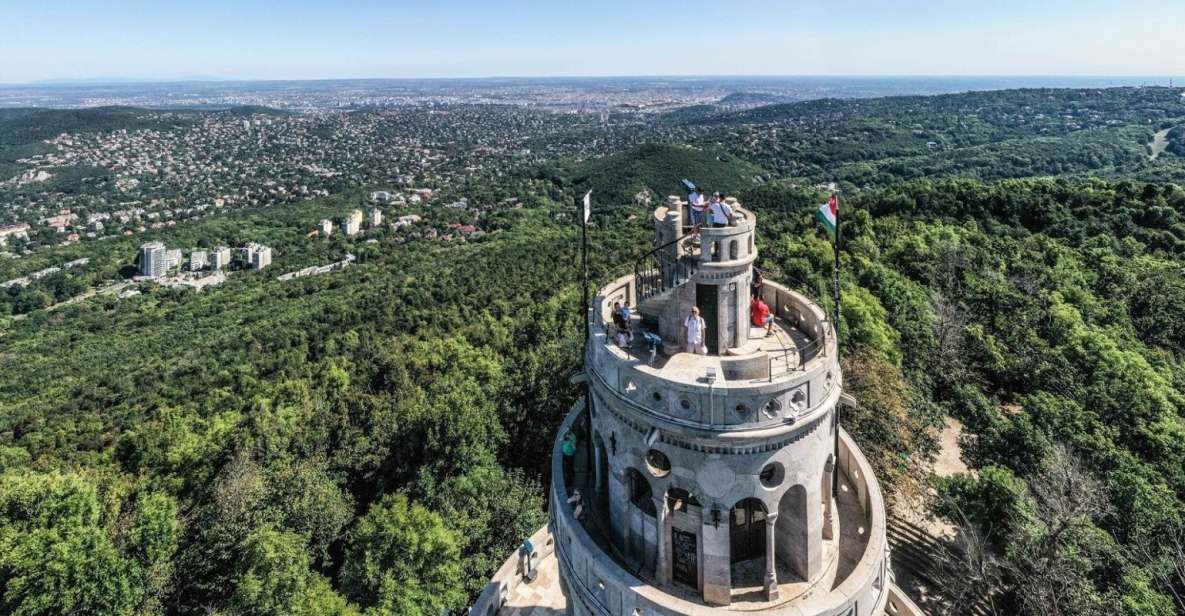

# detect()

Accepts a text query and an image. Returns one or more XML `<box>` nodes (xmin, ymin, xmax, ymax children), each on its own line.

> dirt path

<box><xmin>1150</xmin><ymin>128</ymin><xmax>1171</xmax><ymax>160</ymax></box>
<box><xmin>892</xmin><ymin>416</ymin><xmax>972</xmax><ymax>538</ymax></box>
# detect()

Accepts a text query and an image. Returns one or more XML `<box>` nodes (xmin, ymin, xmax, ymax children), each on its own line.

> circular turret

<box><xmin>474</xmin><ymin>197</ymin><xmax>920</xmax><ymax>616</ymax></box>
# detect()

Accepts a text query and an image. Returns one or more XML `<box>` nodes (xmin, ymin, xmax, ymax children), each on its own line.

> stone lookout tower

<box><xmin>474</xmin><ymin>197</ymin><xmax>922</xmax><ymax>616</ymax></box>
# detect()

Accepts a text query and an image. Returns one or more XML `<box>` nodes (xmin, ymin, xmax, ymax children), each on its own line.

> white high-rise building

<box><xmin>243</xmin><ymin>243</ymin><xmax>272</xmax><ymax>270</ymax></box>
<box><xmin>164</xmin><ymin>249</ymin><xmax>183</xmax><ymax>271</ymax></box>
<box><xmin>341</xmin><ymin>217</ymin><xmax>360</xmax><ymax>236</ymax></box>
<box><xmin>369</xmin><ymin>208</ymin><xmax>383</xmax><ymax>228</ymax></box>
<box><xmin>139</xmin><ymin>242</ymin><xmax>167</xmax><ymax>278</ymax></box>
<box><xmin>190</xmin><ymin>250</ymin><xmax>208</xmax><ymax>272</ymax></box>
<box><xmin>208</xmin><ymin>247</ymin><xmax>232</xmax><ymax>270</ymax></box>
<box><xmin>319</xmin><ymin>219</ymin><xmax>334</xmax><ymax>236</ymax></box>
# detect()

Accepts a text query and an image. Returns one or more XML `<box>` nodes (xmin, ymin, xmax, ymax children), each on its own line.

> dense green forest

<box><xmin>3</xmin><ymin>88</ymin><xmax>1185</xmax><ymax>615</ymax></box>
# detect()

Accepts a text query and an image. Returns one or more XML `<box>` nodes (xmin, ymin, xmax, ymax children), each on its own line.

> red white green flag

<box><xmin>816</xmin><ymin>194</ymin><xmax>838</xmax><ymax>240</ymax></box>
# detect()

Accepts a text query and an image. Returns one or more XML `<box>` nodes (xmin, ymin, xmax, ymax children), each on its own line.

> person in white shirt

<box><xmin>684</xmin><ymin>306</ymin><xmax>707</xmax><ymax>354</ymax></box>
<box><xmin>709</xmin><ymin>192</ymin><xmax>733</xmax><ymax>226</ymax></box>
<box><xmin>688</xmin><ymin>189</ymin><xmax>706</xmax><ymax>227</ymax></box>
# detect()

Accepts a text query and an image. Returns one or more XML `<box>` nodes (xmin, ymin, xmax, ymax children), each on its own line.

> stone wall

<box><xmin>553</xmin><ymin>399</ymin><xmax>892</xmax><ymax>616</ymax></box>
<box><xmin>470</xmin><ymin>524</ymin><xmax>556</xmax><ymax>616</ymax></box>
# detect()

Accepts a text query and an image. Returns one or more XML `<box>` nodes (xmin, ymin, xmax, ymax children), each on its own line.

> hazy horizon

<box><xmin>4</xmin><ymin>0</ymin><xmax>1184</xmax><ymax>83</ymax></box>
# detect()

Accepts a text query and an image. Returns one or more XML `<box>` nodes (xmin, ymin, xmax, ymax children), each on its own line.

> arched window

<box><xmin>626</xmin><ymin>468</ymin><xmax>656</xmax><ymax>515</ymax></box>
<box><xmin>729</xmin><ymin>240</ymin><xmax>738</xmax><ymax>260</ymax></box>
<box><xmin>666</xmin><ymin>487</ymin><xmax>701</xmax><ymax>512</ymax></box>
<box><xmin>710</xmin><ymin>241</ymin><xmax>720</xmax><ymax>262</ymax></box>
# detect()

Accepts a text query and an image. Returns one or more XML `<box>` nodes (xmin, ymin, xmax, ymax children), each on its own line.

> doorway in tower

<box><xmin>729</xmin><ymin>498</ymin><xmax>768</xmax><ymax>594</ymax></box>
<box><xmin>696</xmin><ymin>284</ymin><xmax>719</xmax><ymax>354</ymax></box>
<box><xmin>625</xmin><ymin>468</ymin><xmax>657</xmax><ymax>572</ymax></box>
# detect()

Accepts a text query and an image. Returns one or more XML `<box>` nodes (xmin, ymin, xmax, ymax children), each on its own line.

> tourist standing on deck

<box><xmin>684</xmin><ymin>306</ymin><xmax>707</xmax><ymax>354</ymax></box>
<box><xmin>709</xmin><ymin>192</ymin><xmax>734</xmax><ymax>226</ymax></box>
<box><xmin>688</xmin><ymin>187</ymin><xmax>706</xmax><ymax>227</ymax></box>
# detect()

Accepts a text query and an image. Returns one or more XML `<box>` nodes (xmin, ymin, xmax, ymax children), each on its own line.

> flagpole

<box><xmin>832</xmin><ymin>193</ymin><xmax>842</xmax><ymax>499</ymax></box>
<box><xmin>581</xmin><ymin>192</ymin><xmax>591</xmax><ymax>349</ymax></box>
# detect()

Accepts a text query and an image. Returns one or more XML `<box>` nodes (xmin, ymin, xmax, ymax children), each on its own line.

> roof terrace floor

<box><xmin>609</xmin><ymin>315</ymin><xmax>820</xmax><ymax>384</ymax></box>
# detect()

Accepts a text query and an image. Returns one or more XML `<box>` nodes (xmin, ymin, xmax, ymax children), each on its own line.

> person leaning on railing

<box><xmin>708</xmin><ymin>192</ymin><xmax>734</xmax><ymax>226</ymax></box>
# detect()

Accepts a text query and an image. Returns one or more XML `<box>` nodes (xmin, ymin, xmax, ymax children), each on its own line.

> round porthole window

<box><xmin>679</xmin><ymin>398</ymin><xmax>691</xmax><ymax>411</ymax></box>
<box><xmin>651</xmin><ymin>391</ymin><xmax>663</xmax><ymax>403</ymax></box>
<box><xmin>759</xmin><ymin>462</ymin><xmax>784</xmax><ymax>489</ymax></box>
<box><xmin>646</xmin><ymin>449</ymin><xmax>671</xmax><ymax>478</ymax></box>
<box><xmin>734</xmin><ymin>403</ymin><xmax>752</xmax><ymax>420</ymax></box>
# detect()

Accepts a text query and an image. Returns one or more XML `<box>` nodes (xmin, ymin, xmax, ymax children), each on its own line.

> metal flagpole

<box><xmin>581</xmin><ymin>191</ymin><xmax>591</xmax><ymax>348</ymax></box>
<box><xmin>580</xmin><ymin>192</ymin><xmax>594</xmax><ymax>476</ymax></box>
<box><xmin>832</xmin><ymin>193</ymin><xmax>842</xmax><ymax>498</ymax></box>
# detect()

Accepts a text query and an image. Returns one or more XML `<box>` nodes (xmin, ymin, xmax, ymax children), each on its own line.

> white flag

<box><xmin>583</xmin><ymin>190</ymin><xmax>592</xmax><ymax>223</ymax></box>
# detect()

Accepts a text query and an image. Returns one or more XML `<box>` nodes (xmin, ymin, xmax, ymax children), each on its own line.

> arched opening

<box><xmin>624</xmin><ymin>468</ymin><xmax>657</xmax><ymax>571</ymax></box>
<box><xmin>729</xmin><ymin>498</ymin><xmax>766</xmax><ymax>564</ymax></box>
<box><xmin>710</xmin><ymin>241</ymin><xmax>720</xmax><ymax>262</ymax></box>
<box><xmin>776</xmin><ymin>485</ymin><xmax>810</xmax><ymax>580</ymax></box>
<box><xmin>627</xmin><ymin>468</ymin><xmax>656</xmax><ymax>515</ymax></box>
<box><xmin>666</xmin><ymin>487</ymin><xmax>700</xmax><ymax>513</ymax></box>
<box><xmin>593</xmin><ymin>432</ymin><xmax>609</xmax><ymax>510</ymax></box>
<box><xmin>729</xmin><ymin>240</ymin><xmax>738</xmax><ymax>260</ymax></box>
<box><xmin>729</xmin><ymin>498</ymin><xmax>768</xmax><ymax>594</ymax></box>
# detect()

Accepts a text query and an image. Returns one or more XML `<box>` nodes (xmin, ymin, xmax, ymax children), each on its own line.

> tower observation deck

<box><xmin>474</xmin><ymin>197</ymin><xmax>923</xmax><ymax>616</ymax></box>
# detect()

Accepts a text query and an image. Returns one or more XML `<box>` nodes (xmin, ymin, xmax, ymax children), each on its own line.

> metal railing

<box><xmin>633</xmin><ymin>227</ymin><xmax>700</xmax><ymax>304</ymax></box>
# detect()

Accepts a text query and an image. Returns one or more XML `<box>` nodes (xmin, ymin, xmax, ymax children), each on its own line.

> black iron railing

<box><xmin>633</xmin><ymin>227</ymin><xmax>700</xmax><ymax>304</ymax></box>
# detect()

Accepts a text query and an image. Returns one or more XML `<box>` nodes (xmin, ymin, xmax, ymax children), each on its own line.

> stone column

<box><xmin>701</xmin><ymin>505</ymin><xmax>731</xmax><ymax>606</ymax></box>
<box><xmin>593</xmin><ymin>440</ymin><xmax>603</xmax><ymax>502</ymax></box>
<box><xmin>822</xmin><ymin>455</ymin><xmax>835</xmax><ymax>541</ymax></box>
<box><xmin>764</xmin><ymin>512</ymin><xmax>779</xmax><ymax>600</ymax></box>
<box><xmin>654</xmin><ymin>494</ymin><xmax>670</xmax><ymax>585</ymax></box>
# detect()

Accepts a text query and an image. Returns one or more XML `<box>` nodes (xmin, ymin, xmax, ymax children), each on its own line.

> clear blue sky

<box><xmin>2</xmin><ymin>0</ymin><xmax>1183</xmax><ymax>82</ymax></box>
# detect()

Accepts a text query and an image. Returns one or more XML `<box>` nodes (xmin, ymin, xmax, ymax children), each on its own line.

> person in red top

<box><xmin>750</xmin><ymin>296</ymin><xmax>772</xmax><ymax>336</ymax></box>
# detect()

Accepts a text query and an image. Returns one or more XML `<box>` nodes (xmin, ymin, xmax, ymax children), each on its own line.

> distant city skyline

<box><xmin>3</xmin><ymin>0</ymin><xmax>1185</xmax><ymax>84</ymax></box>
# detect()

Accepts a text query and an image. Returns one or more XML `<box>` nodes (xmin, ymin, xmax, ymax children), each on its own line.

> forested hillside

<box><xmin>2</xmin><ymin>88</ymin><xmax>1185</xmax><ymax>615</ymax></box>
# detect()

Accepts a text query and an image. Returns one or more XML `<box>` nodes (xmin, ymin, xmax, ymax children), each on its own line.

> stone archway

<box><xmin>729</xmin><ymin>497</ymin><xmax>766</xmax><ymax>564</ymax></box>
<box><xmin>730</xmin><ymin>497</ymin><xmax>775</xmax><ymax>599</ymax></box>
<box><xmin>593</xmin><ymin>432</ymin><xmax>609</xmax><ymax>511</ymax></box>
<box><xmin>624</xmin><ymin>468</ymin><xmax>657</xmax><ymax>572</ymax></box>
<box><xmin>776</xmin><ymin>484</ymin><xmax>810</xmax><ymax>580</ymax></box>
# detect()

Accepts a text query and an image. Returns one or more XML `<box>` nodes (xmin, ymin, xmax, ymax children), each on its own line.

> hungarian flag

<box><xmin>583</xmin><ymin>190</ymin><xmax>592</xmax><ymax>223</ymax></box>
<box><xmin>816</xmin><ymin>194</ymin><xmax>838</xmax><ymax>239</ymax></box>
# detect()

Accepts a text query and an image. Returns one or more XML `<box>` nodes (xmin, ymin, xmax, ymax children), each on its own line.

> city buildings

<box><xmin>319</xmin><ymin>219</ymin><xmax>334</xmax><ymax>236</ymax></box>
<box><xmin>190</xmin><ymin>250</ymin><xmax>208</xmax><ymax>272</ymax></box>
<box><xmin>139</xmin><ymin>242</ymin><xmax>167</xmax><ymax>278</ymax></box>
<box><xmin>165</xmin><ymin>249</ymin><xmax>183</xmax><ymax>271</ymax></box>
<box><xmin>242</xmin><ymin>243</ymin><xmax>273</xmax><ymax>270</ymax></box>
<box><xmin>341</xmin><ymin>217</ymin><xmax>360</xmax><ymax>236</ymax></box>
<box><xmin>208</xmin><ymin>247</ymin><xmax>232</xmax><ymax>270</ymax></box>
<box><xmin>369</xmin><ymin>208</ymin><xmax>382</xmax><ymax>227</ymax></box>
